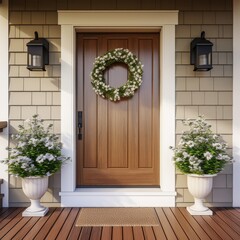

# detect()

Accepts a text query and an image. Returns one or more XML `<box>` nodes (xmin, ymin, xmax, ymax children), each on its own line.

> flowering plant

<box><xmin>1</xmin><ymin>115</ymin><xmax>70</xmax><ymax>178</ymax></box>
<box><xmin>170</xmin><ymin>116</ymin><xmax>232</xmax><ymax>175</ymax></box>
<box><xmin>90</xmin><ymin>48</ymin><xmax>143</xmax><ymax>101</ymax></box>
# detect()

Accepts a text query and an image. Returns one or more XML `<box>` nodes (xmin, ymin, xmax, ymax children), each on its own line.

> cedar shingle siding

<box><xmin>8</xmin><ymin>0</ymin><xmax>233</xmax><ymax>207</ymax></box>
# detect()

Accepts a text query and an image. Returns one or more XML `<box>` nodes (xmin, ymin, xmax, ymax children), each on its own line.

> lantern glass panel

<box><xmin>27</xmin><ymin>45</ymin><xmax>44</xmax><ymax>69</ymax></box>
<box><xmin>196</xmin><ymin>46</ymin><xmax>212</xmax><ymax>66</ymax></box>
<box><xmin>32</xmin><ymin>55</ymin><xmax>42</xmax><ymax>67</ymax></box>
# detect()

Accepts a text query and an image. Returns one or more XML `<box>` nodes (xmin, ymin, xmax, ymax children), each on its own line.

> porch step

<box><xmin>0</xmin><ymin>179</ymin><xmax>4</xmax><ymax>208</ymax></box>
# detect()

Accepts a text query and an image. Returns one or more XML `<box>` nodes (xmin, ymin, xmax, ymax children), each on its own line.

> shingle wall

<box><xmin>8</xmin><ymin>0</ymin><xmax>233</xmax><ymax>207</ymax></box>
<box><xmin>175</xmin><ymin>4</ymin><xmax>233</xmax><ymax>207</ymax></box>
<box><xmin>9</xmin><ymin>0</ymin><xmax>61</xmax><ymax>206</ymax></box>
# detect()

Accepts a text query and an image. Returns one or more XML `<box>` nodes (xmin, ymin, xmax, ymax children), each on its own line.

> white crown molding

<box><xmin>58</xmin><ymin>10</ymin><xmax>178</xmax><ymax>26</ymax></box>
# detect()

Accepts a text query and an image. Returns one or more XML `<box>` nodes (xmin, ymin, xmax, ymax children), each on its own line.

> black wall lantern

<box><xmin>190</xmin><ymin>31</ymin><xmax>213</xmax><ymax>71</ymax></box>
<box><xmin>27</xmin><ymin>31</ymin><xmax>49</xmax><ymax>71</ymax></box>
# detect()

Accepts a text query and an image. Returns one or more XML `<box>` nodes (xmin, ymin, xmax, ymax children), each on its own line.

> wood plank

<box><xmin>112</xmin><ymin>226</ymin><xmax>122</xmax><ymax>240</ymax></box>
<box><xmin>201</xmin><ymin>215</ymin><xmax>233</xmax><ymax>240</ymax></box>
<box><xmin>209</xmin><ymin>212</ymin><xmax>240</xmax><ymax>239</ymax></box>
<box><xmin>0</xmin><ymin>207</ymin><xmax>19</xmax><ymax>223</ymax></box>
<box><xmin>152</xmin><ymin>226</ymin><xmax>167</xmax><ymax>240</ymax></box>
<box><xmin>2</xmin><ymin>217</ymin><xmax>31</xmax><ymax>240</ymax></box>
<box><xmin>79</xmin><ymin>227</ymin><xmax>92</xmax><ymax>240</ymax></box>
<box><xmin>162</xmin><ymin>208</ymin><xmax>188</xmax><ymax>239</ymax></box>
<box><xmin>216</xmin><ymin>207</ymin><xmax>240</xmax><ymax>225</ymax></box>
<box><xmin>155</xmin><ymin>208</ymin><xmax>177</xmax><ymax>240</ymax></box>
<box><xmin>133</xmin><ymin>227</ymin><xmax>144</xmax><ymax>240</ymax></box>
<box><xmin>45</xmin><ymin>207</ymin><xmax>72</xmax><ymax>240</ymax></box>
<box><xmin>101</xmin><ymin>226</ymin><xmax>112</xmax><ymax>240</ymax></box>
<box><xmin>123</xmin><ymin>227</ymin><xmax>133</xmax><ymax>240</ymax></box>
<box><xmin>90</xmin><ymin>227</ymin><xmax>102</xmax><ymax>240</ymax></box>
<box><xmin>193</xmin><ymin>215</ymin><xmax>228</xmax><ymax>240</ymax></box>
<box><xmin>138</xmin><ymin>39</ymin><xmax>154</xmax><ymax>169</ymax></box>
<box><xmin>170</xmin><ymin>207</ymin><xmax>200</xmax><ymax>240</ymax></box>
<box><xmin>12</xmin><ymin>217</ymin><xmax>39</xmax><ymax>240</ymax></box>
<box><xmin>235</xmin><ymin>208</ymin><xmax>240</xmax><ymax>213</ymax></box>
<box><xmin>34</xmin><ymin>208</ymin><xmax>63</xmax><ymax>240</ymax></box>
<box><xmin>178</xmin><ymin>208</ymin><xmax>211</xmax><ymax>240</ymax></box>
<box><xmin>57</xmin><ymin>208</ymin><xmax>80</xmax><ymax>240</ymax></box>
<box><xmin>152</xmin><ymin>208</ymin><xmax>167</xmax><ymax>240</ymax></box>
<box><xmin>83</xmin><ymin>38</ymin><xmax>98</xmax><ymax>169</ymax></box>
<box><xmin>143</xmin><ymin>226</ymin><xmax>156</xmax><ymax>240</ymax></box>
<box><xmin>0</xmin><ymin>207</ymin><xmax>10</xmax><ymax>216</ymax></box>
<box><xmin>0</xmin><ymin>208</ymin><xmax>24</xmax><ymax>238</ymax></box>
<box><xmin>224</xmin><ymin>207</ymin><xmax>240</xmax><ymax>220</ymax></box>
<box><xmin>22</xmin><ymin>208</ymin><xmax>56</xmax><ymax>240</ymax></box>
<box><xmin>67</xmin><ymin>227</ymin><xmax>82</xmax><ymax>240</ymax></box>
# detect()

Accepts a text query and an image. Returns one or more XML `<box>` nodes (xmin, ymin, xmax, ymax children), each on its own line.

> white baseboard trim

<box><xmin>60</xmin><ymin>188</ymin><xmax>176</xmax><ymax>207</ymax></box>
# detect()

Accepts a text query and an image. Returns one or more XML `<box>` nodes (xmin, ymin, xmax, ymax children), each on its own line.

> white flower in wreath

<box><xmin>90</xmin><ymin>48</ymin><xmax>143</xmax><ymax>102</ymax></box>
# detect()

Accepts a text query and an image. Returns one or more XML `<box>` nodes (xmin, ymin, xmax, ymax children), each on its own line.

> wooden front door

<box><xmin>76</xmin><ymin>33</ymin><xmax>160</xmax><ymax>187</ymax></box>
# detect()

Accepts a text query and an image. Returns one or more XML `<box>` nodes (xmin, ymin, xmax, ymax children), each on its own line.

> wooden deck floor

<box><xmin>0</xmin><ymin>207</ymin><xmax>240</xmax><ymax>239</ymax></box>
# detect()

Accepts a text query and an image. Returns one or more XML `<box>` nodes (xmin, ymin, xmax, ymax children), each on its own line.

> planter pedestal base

<box><xmin>22</xmin><ymin>176</ymin><xmax>49</xmax><ymax>217</ymax></box>
<box><xmin>187</xmin><ymin>206</ymin><xmax>213</xmax><ymax>215</ymax></box>
<box><xmin>187</xmin><ymin>174</ymin><xmax>216</xmax><ymax>216</ymax></box>
<box><xmin>22</xmin><ymin>207</ymin><xmax>49</xmax><ymax>217</ymax></box>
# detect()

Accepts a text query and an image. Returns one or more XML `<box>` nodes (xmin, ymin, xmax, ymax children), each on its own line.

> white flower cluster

<box><xmin>36</xmin><ymin>153</ymin><xmax>55</xmax><ymax>163</ymax></box>
<box><xmin>170</xmin><ymin>116</ymin><xmax>232</xmax><ymax>174</ymax></box>
<box><xmin>90</xmin><ymin>48</ymin><xmax>143</xmax><ymax>101</ymax></box>
<box><xmin>15</xmin><ymin>136</ymin><xmax>60</xmax><ymax>151</ymax></box>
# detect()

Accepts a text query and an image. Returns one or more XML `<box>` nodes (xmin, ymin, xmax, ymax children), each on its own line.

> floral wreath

<box><xmin>90</xmin><ymin>48</ymin><xmax>143</xmax><ymax>101</ymax></box>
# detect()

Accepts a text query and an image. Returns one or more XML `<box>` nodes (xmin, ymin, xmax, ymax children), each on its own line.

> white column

<box><xmin>233</xmin><ymin>0</ymin><xmax>240</xmax><ymax>207</ymax></box>
<box><xmin>0</xmin><ymin>0</ymin><xmax>9</xmax><ymax>207</ymax></box>
<box><xmin>160</xmin><ymin>25</ymin><xmax>176</xmax><ymax>194</ymax></box>
<box><xmin>60</xmin><ymin>25</ymin><xmax>76</xmax><ymax>192</ymax></box>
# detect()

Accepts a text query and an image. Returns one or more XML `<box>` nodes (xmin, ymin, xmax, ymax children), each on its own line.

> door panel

<box><xmin>76</xmin><ymin>33</ymin><xmax>160</xmax><ymax>187</ymax></box>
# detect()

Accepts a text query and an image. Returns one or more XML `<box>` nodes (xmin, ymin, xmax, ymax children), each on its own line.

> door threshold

<box><xmin>74</xmin><ymin>188</ymin><xmax>174</xmax><ymax>195</ymax></box>
<box><xmin>60</xmin><ymin>188</ymin><xmax>176</xmax><ymax>207</ymax></box>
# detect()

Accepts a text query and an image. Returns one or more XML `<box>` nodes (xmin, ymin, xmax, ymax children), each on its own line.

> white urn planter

<box><xmin>187</xmin><ymin>174</ymin><xmax>216</xmax><ymax>215</ymax></box>
<box><xmin>22</xmin><ymin>176</ymin><xmax>49</xmax><ymax>217</ymax></box>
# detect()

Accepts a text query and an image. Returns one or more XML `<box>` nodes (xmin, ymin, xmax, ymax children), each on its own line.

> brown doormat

<box><xmin>75</xmin><ymin>208</ymin><xmax>160</xmax><ymax>226</ymax></box>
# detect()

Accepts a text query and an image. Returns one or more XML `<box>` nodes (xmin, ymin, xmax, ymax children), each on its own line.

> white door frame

<box><xmin>58</xmin><ymin>11</ymin><xmax>178</xmax><ymax>207</ymax></box>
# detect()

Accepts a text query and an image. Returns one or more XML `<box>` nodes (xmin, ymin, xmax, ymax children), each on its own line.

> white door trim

<box><xmin>58</xmin><ymin>10</ymin><xmax>178</xmax><ymax>207</ymax></box>
<box><xmin>0</xmin><ymin>0</ymin><xmax>9</xmax><ymax>207</ymax></box>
